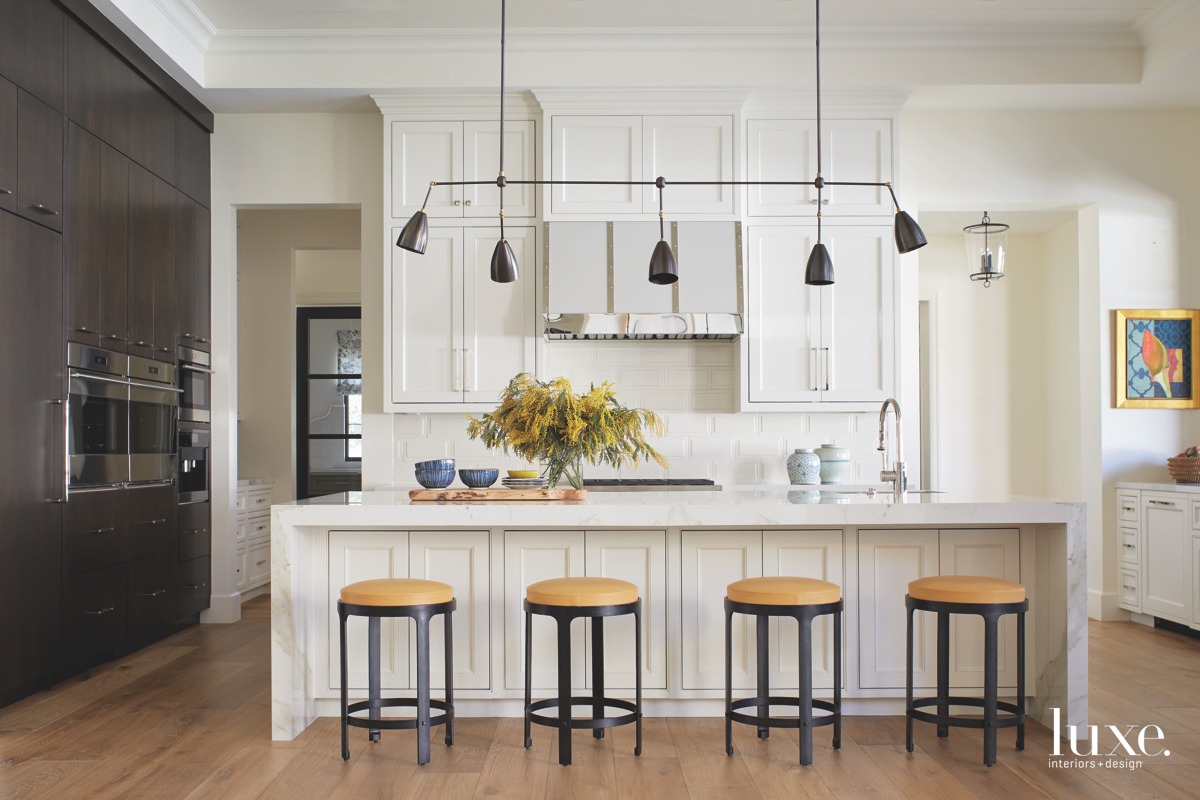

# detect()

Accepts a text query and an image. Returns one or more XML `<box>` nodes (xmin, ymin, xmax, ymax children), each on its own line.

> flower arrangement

<box><xmin>466</xmin><ymin>374</ymin><xmax>668</xmax><ymax>490</ymax></box>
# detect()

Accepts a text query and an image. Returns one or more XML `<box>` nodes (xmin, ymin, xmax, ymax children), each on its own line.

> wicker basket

<box><xmin>1167</xmin><ymin>456</ymin><xmax>1200</xmax><ymax>484</ymax></box>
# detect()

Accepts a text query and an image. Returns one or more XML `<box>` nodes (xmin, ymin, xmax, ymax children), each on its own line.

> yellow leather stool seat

<box><xmin>340</xmin><ymin>578</ymin><xmax>454</xmax><ymax>607</ymax></box>
<box><xmin>726</xmin><ymin>576</ymin><xmax>841</xmax><ymax>606</ymax></box>
<box><xmin>908</xmin><ymin>575</ymin><xmax>1026</xmax><ymax>605</ymax></box>
<box><xmin>526</xmin><ymin>577</ymin><xmax>639</xmax><ymax>607</ymax></box>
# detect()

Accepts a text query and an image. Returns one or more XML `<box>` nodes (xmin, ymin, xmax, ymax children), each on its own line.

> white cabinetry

<box><xmin>236</xmin><ymin>480</ymin><xmax>273</xmax><ymax>595</ymax></box>
<box><xmin>680</xmin><ymin>529</ymin><xmax>843</xmax><ymax>691</ymax></box>
<box><xmin>745</xmin><ymin>223</ymin><xmax>895</xmax><ymax>405</ymax></box>
<box><xmin>1117</xmin><ymin>490</ymin><xmax>1140</xmax><ymax>613</ymax></box>
<box><xmin>389</xmin><ymin>119</ymin><xmax>535</xmax><ymax>220</ymax></box>
<box><xmin>388</xmin><ymin>226</ymin><xmax>536</xmax><ymax>409</ymax></box>
<box><xmin>1141</xmin><ymin>491</ymin><xmax>1191</xmax><ymax>624</ymax></box>
<box><xmin>503</xmin><ymin>530</ymin><xmax>667</xmax><ymax>692</ymax></box>
<box><xmin>325</xmin><ymin>529</ymin><xmax>490</xmax><ymax>692</ymax></box>
<box><xmin>746</xmin><ymin>118</ymin><xmax>893</xmax><ymax>217</ymax></box>
<box><xmin>857</xmin><ymin>528</ymin><xmax>1020</xmax><ymax>690</ymax></box>
<box><xmin>548</xmin><ymin>114</ymin><xmax>734</xmax><ymax>216</ymax></box>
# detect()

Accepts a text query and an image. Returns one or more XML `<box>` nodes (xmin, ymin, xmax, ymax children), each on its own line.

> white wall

<box><xmin>903</xmin><ymin>108</ymin><xmax>1200</xmax><ymax>618</ymax></box>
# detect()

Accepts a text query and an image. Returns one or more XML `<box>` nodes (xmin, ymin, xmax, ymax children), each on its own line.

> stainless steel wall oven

<box><xmin>177</xmin><ymin>345</ymin><xmax>211</xmax><ymax>423</ymax></box>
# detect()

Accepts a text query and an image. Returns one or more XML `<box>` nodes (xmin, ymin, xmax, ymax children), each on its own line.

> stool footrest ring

<box><xmin>728</xmin><ymin>696</ymin><xmax>840</xmax><ymax>730</ymax></box>
<box><xmin>346</xmin><ymin>697</ymin><xmax>454</xmax><ymax>731</ymax></box>
<box><xmin>526</xmin><ymin>696</ymin><xmax>640</xmax><ymax>731</ymax></box>
<box><xmin>909</xmin><ymin>696</ymin><xmax>1023</xmax><ymax>730</ymax></box>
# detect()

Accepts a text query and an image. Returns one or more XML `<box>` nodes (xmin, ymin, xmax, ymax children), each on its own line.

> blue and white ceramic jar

<box><xmin>814</xmin><ymin>442</ymin><xmax>851</xmax><ymax>484</ymax></box>
<box><xmin>786</xmin><ymin>448</ymin><xmax>821</xmax><ymax>485</ymax></box>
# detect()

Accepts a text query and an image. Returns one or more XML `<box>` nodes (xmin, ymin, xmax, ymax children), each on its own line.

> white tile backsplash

<box><xmin>387</xmin><ymin>341</ymin><xmax>883</xmax><ymax>486</ymax></box>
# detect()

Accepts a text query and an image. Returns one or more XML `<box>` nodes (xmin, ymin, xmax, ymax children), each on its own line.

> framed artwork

<box><xmin>1115</xmin><ymin>309</ymin><xmax>1200</xmax><ymax>408</ymax></box>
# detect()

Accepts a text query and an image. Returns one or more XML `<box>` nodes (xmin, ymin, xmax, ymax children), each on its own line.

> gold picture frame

<box><xmin>1114</xmin><ymin>309</ymin><xmax>1200</xmax><ymax>408</ymax></box>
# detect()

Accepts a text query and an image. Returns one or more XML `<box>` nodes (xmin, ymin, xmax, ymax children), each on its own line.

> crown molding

<box><xmin>151</xmin><ymin>0</ymin><xmax>218</xmax><ymax>51</ymax></box>
<box><xmin>372</xmin><ymin>91</ymin><xmax>542</xmax><ymax>116</ymax></box>
<box><xmin>744</xmin><ymin>90</ymin><xmax>912</xmax><ymax>116</ymax></box>
<box><xmin>532</xmin><ymin>88</ymin><xmax>751</xmax><ymax>113</ymax></box>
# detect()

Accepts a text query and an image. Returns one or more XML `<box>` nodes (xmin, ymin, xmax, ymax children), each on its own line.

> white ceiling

<box><xmin>91</xmin><ymin>0</ymin><xmax>1200</xmax><ymax>112</ymax></box>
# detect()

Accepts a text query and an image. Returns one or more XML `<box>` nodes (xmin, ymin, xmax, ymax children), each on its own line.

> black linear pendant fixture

<box><xmin>395</xmin><ymin>0</ymin><xmax>927</xmax><ymax>288</ymax></box>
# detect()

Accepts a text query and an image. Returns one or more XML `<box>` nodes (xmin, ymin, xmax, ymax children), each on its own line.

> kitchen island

<box><xmin>270</xmin><ymin>488</ymin><xmax>1085</xmax><ymax>741</ymax></box>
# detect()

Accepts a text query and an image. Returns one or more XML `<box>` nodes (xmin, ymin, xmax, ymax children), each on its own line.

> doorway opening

<box><xmin>296</xmin><ymin>307</ymin><xmax>363</xmax><ymax>499</ymax></box>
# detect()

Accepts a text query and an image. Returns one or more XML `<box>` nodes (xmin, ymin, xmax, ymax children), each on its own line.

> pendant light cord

<box><xmin>814</xmin><ymin>0</ymin><xmax>823</xmax><ymax>242</ymax></box>
<box><xmin>499</xmin><ymin>0</ymin><xmax>507</xmax><ymax>241</ymax></box>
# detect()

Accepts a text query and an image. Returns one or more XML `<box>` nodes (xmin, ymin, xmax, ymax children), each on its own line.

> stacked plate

<box><xmin>501</xmin><ymin>476</ymin><xmax>548</xmax><ymax>489</ymax></box>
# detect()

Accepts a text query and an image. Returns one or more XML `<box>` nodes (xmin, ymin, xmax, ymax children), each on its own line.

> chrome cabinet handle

<box><xmin>1148</xmin><ymin>499</ymin><xmax>1177</xmax><ymax>508</ymax></box>
<box><xmin>49</xmin><ymin>399</ymin><xmax>67</xmax><ymax>503</ymax></box>
<box><xmin>76</xmin><ymin>326</ymin><xmax>97</xmax><ymax>334</ymax></box>
<box><xmin>84</xmin><ymin>607</ymin><xmax>115</xmax><ymax>616</ymax></box>
<box><xmin>464</xmin><ymin>348</ymin><xmax>473</xmax><ymax>392</ymax></box>
<box><xmin>810</xmin><ymin>348</ymin><xmax>819</xmax><ymax>392</ymax></box>
<box><xmin>138</xmin><ymin>589</ymin><xmax>168</xmax><ymax>597</ymax></box>
<box><xmin>134</xmin><ymin>340</ymin><xmax>150</xmax><ymax>347</ymax></box>
<box><xmin>87</xmin><ymin>526</ymin><xmax>116</xmax><ymax>535</ymax></box>
<box><xmin>182</xmin><ymin>332</ymin><xmax>196</xmax><ymax>340</ymax></box>
<box><xmin>0</xmin><ymin>187</ymin><xmax>12</xmax><ymax>195</ymax></box>
<box><xmin>183</xmin><ymin>583</ymin><xmax>208</xmax><ymax>590</ymax></box>
<box><xmin>822</xmin><ymin>347</ymin><xmax>831</xmax><ymax>391</ymax></box>
<box><xmin>255</xmin><ymin>559</ymin><xmax>267</xmax><ymax>567</ymax></box>
<box><xmin>808</xmin><ymin>198</ymin><xmax>830</xmax><ymax>205</ymax></box>
<box><xmin>139</xmin><ymin>518</ymin><xmax>167</xmax><ymax>525</ymax></box>
<box><xmin>106</xmin><ymin>334</ymin><xmax>126</xmax><ymax>342</ymax></box>
<box><xmin>452</xmin><ymin>348</ymin><xmax>463</xmax><ymax>391</ymax></box>
<box><xmin>30</xmin><ymin>203</ymin><xmax>59</xmax><ymax>216</ymax></box>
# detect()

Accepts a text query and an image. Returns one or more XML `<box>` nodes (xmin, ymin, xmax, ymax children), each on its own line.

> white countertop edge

<box><xmin>1115</xmin><ymin>480</ymin><xmax>1200</xmax><ymax>492</ymax></box>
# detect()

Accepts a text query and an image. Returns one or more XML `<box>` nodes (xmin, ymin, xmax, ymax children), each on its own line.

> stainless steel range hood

<box><xmin>544</xmin><ymin>221</ymin><xmax>743</xmax><ymax>341</ymax></box>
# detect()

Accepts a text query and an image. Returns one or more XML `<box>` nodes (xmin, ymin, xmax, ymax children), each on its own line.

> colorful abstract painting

<box><xmin>1116</xmin><ymin>310</ymin><xmax>1200</xmax><ymax>408</ymax></box>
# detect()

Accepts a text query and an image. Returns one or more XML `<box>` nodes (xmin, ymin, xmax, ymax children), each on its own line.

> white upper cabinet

<box><xmin>549</xmin><ymin>114</ymin><xmax>735</xmax><ymax>216</ymax></box>
<box><xmin>746</xmin><ymin>118</ymin><xmax>892</xmax><ymax>217</ymax></box>
<box><xmin>745</xmin><ymin>223</ymin><xmax>895</xmax><ymax>406</ymax></box>
<box><xmin>390</xmin><ymin>119</ymin><xmax>535</xmax><ymax>221</ymax></box>
<box><xmin>388</xmin><ymin>226</ymin><xmax>536</xmax><ymax>410</ymax></box>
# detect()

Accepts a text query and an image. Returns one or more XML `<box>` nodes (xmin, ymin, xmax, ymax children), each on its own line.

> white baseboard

<box><xmin>241</xmin><ymin>584</ymin><xmax>271</xmax><ymax>603</ymax></box>
<box><xmin>201</xmin><ymin>591</ymin><xmax>243</xmax><ymax>624</ymax></box>
<box><xmin>1087</xmin><ymin>588</ymin><xmax>1121</xmax><ymax>621</ymax></box>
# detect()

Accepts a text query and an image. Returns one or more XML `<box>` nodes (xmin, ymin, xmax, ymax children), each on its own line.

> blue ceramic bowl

<box><xmin>414</xmin><ymin>468</ymin><xmax>455</xmax><ymax>489</ymax></box>
<box><xmin>414</xmin><ymin>458</ymin><xmax>455</xmax><ymax>471</ymax></box>
<box><xmin>459</xmin><ymin>468</ymin><xmax>499</xmax><ymax>488</ymax></box>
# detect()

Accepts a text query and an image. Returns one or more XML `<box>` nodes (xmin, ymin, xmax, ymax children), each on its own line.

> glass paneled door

<box><xmin>297</xmin><ymin>307</ymin><xmax>362</xmax><ymax>499</ymax></box>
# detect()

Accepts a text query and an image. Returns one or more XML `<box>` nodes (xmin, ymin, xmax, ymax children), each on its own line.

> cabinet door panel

<box><xmin>1193</xmin><ymin>536</ymin><xmax>1200</xmax><ymax>626</ymax></box>
<box><xmin>823</xmin><ymin>119</ymin><xmax>892</xmax><ymax>215</ymax></box>
<box><xmin>681</xmin><ymin>530</ymin><xmax>762</xmax><ymax>690</ymax></box>
<box><xmin>550</xmin><ymin>115</ymin><xmax>642</xmax><ymax>215</ymax></box>
<box><xmin>464</xmin><ymin>120</ymin><xmax>535</xmax><ymax>219</ymax></box>
<box><xmin>764</xmin><ymin>530</ymin><xmax>842</xmax><ymax>690</ymax></box>
<box><xmin>127</xmin><ymin>483</ymin><xmax>177</xmax><ymax>560</ymax></box>
<box><xmin>177</xmin><ymin>555</ymin><xmax>211</xmax><ymax>618</ymax></box>
<box><xmin>746</xmin><ymin>119</ymin><xmax>817</xmax><ymax>216</ymax></box>
<box><xmin>126</xmin><ymin>164</ymin><xmax>156</xmax><ymax>353</ymax></box>
<box><xmin>63</xmin><ymin>563</ymin><xmax>128</xmax><ymax>670</ymax></box>
<box><xmin>390</xmin><ymin>121</ymin><xmax>462</xmax><ymax>219</ymax></box>
<box><xmin>177</xmin><ymin>111</ymin><xmax>210</xmax><ymax>207</ymax></box>
<box><xmin>0</xmin><ymin>77</ymin><xmax>15</xmax><ymax>213</ymax></box>
<box><xmin>328</xmin><ymin>530</ymin><xmax>410</xmax><ymax>690</ymax></box>
<box><xmin>99</xmin><ymin>142</ymin><xmax>130</xmax><ymax>345</ymax></box>
<box><xmin>130</xmin><ymin>552</ymin><xmax>176</xmax><ymax>645</ymax></box>
<box><xmin>858</xmin><ymin>529</ymin><xmax>937</xmax><ymax>689</ymax></box>
<box><xmin>642</xmin><ymin>115</ymin><xmax>733</xmax><ymax>214</ymax></box>
<box><xmin>150</xmin><ymin>175</ymin><xmax>176</xmax><ymax>358</ymax></box>
<box><xmin>390</xmin><ymin>228</ymin><xmax>463</xmax><ymax>403</ymax></box>
<box><xmin>409</xmin><ymin>531</ymin><xmax>490</xmax><ymax>690</ymax></box>
<box><xmin>66</xmin><ymin>123</ymin><xmax>102</xmax><ymax>343</ymax></box>
<box><xmin>463</xmin><ymin>227</ymin><xmax>536</xmax><ymax>403</ymax></box>
<box><xmin>584</xmin><ymin>530</ymin><xmax>668</xmax><ymax>691</ymax></box>
<box><xmin>822</xmin><ymin>225</ymin><xmax>893</xmax><ymax>402</ymax></box>
<box><xmin>17</xmin><ymin>90</ymin><xmax>63</xmax><ymax>231</ymax></box>
<box><xmin>65</xmin><ymin>488</ymin><xmax>130</xmax><ymax>575</ymax></box>
<box><xmin>0</xmin><ymin>0</ymin><xmax>65</xmax><ymax>110</ymax></box>
<box><xmin>939</xmin><ymin>529</ymin><xmax>1020</xmax><ymax>689</ymax></box>
<box><xmin>175</xmin><ymin>192</ymin><xmax>198</xmax><ymax>343</ymax></box>
<box><xmin>1142</xmin><ymin>492</ymin><xmax>1190</xmax><ymax>622</ymax></box>
<box><xmin>178</xmin><ymin>501</ymin><xmax>211</xmax><ymax>561</ymax></box>
<box><xmin>746</xmin><ymin>226</ymin><xmax>821</xmax><ymax>402</ymax></box>
<box><xmin>503</xmin><ymin>531</ymin><xmax>585</xmax><ymax>691</ymax></box>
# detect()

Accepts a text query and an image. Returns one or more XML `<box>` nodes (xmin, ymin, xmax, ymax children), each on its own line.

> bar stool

<box><xmin>905</xmin><ymin>575</ymin><xmax>1027</xmax><ymax>766</ymax></box>
<box><xmin>523</xmin><ymin>577</ymin><xmax>643</xmax><ymax>766</ymax></box>
<box><xmin>724</xmin><ymin>576</ymin><xmax>843</xmax><ymax>766</ymax></box>
<box><xmin>338</xmin><ymin>578</ymin><xmax>456</xmax><ymax>765</ymax></box>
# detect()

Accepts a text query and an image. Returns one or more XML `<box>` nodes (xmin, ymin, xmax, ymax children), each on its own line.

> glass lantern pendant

<box><xmin>964</xmin><ymin>211</ymin><xmax>1009</xmax><ymax>287</ymax></box>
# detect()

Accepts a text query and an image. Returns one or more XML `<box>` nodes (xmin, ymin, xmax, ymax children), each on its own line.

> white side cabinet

<box><xmin>745</xmin><ymin>223</ymin><xmax>895</xmax><ymax>405</ymax></box>
<box><xmin>325</xmin><ymin>529</ymin><xmax>490</xmax><ymax>692</ymax></box>
<box><xmin>1141</xmin><ymin>491</ymin><xmax>1191</xmax><ymax>624</ymax></box>
<box><xmin>236</xmin><ymin>480</ymin><xmax>273</xmax><ymax>594</ymax></box>
<box><xmin>388</xmin><ymin>226</ymin><xmax>536</xmax><ymax>409</ymax></box>
<box><xmin>1117</xmin><ymin>490</ymin><xmax>1140</xmax><ymax>613</ymax></box>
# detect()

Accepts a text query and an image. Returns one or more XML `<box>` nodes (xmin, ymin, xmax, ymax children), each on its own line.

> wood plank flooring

<box><xmin>1</xmin><ymin>597</ymin><xmax>1198</xmax><ymax>799</ymax></box>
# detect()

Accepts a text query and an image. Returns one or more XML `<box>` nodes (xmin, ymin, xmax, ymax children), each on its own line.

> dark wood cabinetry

<box><xmin>63</xmin><ymin>563</ymin><xmax>128</xmax><ymax>671</ymax></box>
<box><xmin>129</xmin><ymin>552</ymin><xmax>176</xmax><ymax>645</ymax></box>
<box><xmin>178</xmin><ymin>501</ymin><xmax>211</xmax><ymax>562</ymax></box>
<box><xmin>177</xmin><ymin>556</ymin><xmax>212</xmax><ymax>620</ymax></box>
<box><xmin>178</xmin><ymin>501</ymin><xmax>211</xmax><ymax>621</ymax></box>
<box><xmin>0</xmin><ymin>211</ymin><xmax>64</xmax><ymax>703</ymax></box>
<box><xmin>65</xmin><ymin>489</ymin><xmax>129</xmax><ymax>574</ymax></box>
<box><xmin>176</xmin><ymin>192</ymin><xmax>211</xmax><ymax>346</ymax></box>
<box><xmin>0</xmin><ymin>0</ymin><xmax>65</xmax><ymax>111</ymax></box>
<box><xmin>0</xmin><ymin>78</ymin><xmax>15</xmax><ymax>213</ymax></box>
<box><xmin>128</xmin><ymin>484</ymin><xmax>178</xmax><ymax>559</ymax></box>
<box><xmin>126</xmin><ymin>163</ymin><xmax>177</xmax><ymax>360</ymax></box>
<box><xmin>177</xmin><ymin>111</ymin><xmax>210</xmax><ymax>208</ymax></box>
<box><xmin>16</xmin><ymin>89</ymin><xmax>64</xmax><ymax>230</ymax></box>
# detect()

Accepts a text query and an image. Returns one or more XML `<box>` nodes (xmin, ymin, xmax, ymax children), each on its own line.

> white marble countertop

<box><xmin>1116</xmin><ymin>480</ymin><xmax>1200</xmax><ymax>493</ymax></box>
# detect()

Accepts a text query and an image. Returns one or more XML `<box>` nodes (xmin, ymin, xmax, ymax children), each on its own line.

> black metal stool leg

<box><xmin>798</xmin><ymin>613</ymin><xmax>814</xmax><ymax>766</ymax></box>
<box><xmin>1016</xmin><ymin>610</ymin><xmax>1026</xmax><ymax>752</ymax></box>
<box><xmin>634</xmin><ymin>601</ymin><xmax>643</xmax><ymax>757</ymax></box>
<box><xmin>832</xmin><ymin>607</ymin><xmax>842</xmax><ymax>750</ymax></box>
<box><xmin>936</xmin><ymin>610</ymin><xmax>949</xmax><ymax>739</ymax></box>
<box><xmin>524</xmin><ymin>607</ymin><xmax>533</xmax><ymax>749</ymax></box>
<box><xmin>340</xmin><ymin>604</ymin><xmax>350</xmax><ymax>761</ymax></box>
<box><xmin>557</xmin><ymin>616</ymin><xmax>573</xmax><ymax>767</ymax></box>
<box><xmin>592</xmin><ymin>617</ymin><xmax>605</xmax><ymax>739</ymax></box>
<box><xmin>368</xmin><ymin>615</ymin><xmax>381</xmax><ymax>743</ymax></box>
<box><xmin>416</xmin><ymin>614</ymin><xmax>432</xmax><ymax>766</ymax></box>
<box><xmin>905</xmin><ymin>603</ymin><xmax>914</xmax><ymax>753</ymax></box>
<box><xmin>756</xmin><ymin>613</ymin><xmax>769</xmax><ymax>740</ymax></box>
<box><xmin>725</xmin><ymin>602</ymin><xmax>734</xmax><ymax>757</ymax></box>
<box><xmin>444</xmin><ymin>608</ymin><xmax>455</xmax><ymax>747</ymax></box>
<box><xmin>983</xmin><ymin>613</ymin><xmax>998</xmax><ymax>767</ymax></box>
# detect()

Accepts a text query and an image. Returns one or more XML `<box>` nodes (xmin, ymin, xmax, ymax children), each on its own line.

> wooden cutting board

<box><xmin>408</xmin><ymin>488</ymin><xmax>588</xmax><ymax>502</ymax></box>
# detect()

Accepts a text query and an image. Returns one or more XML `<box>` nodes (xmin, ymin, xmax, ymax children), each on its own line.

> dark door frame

<box><xmin>296</xmin><ymin>306</ymin><xmax>362</xmax><ymax>500</ymax></box>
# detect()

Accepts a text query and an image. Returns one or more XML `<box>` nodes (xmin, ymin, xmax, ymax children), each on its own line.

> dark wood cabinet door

<box><xmin>178</xmin><ymin>501</ymin><xmax>211</xmax><ymax>561</ymax></box>
<box><xmin>128</xmin><ymin>483</ymin><xmax>178</xmax><ymax>560</ymax></box>
<box><xmin>177</xmin><ymin>556</ymin><xmax>211</xmax><ymax>620</ymax></box>
<box><xmin>175</xmin><ymin>192</ymin><xmax>197</xmax><ymax>343</ymax></box>
<box><xmin>65</xmin><ymin>488</ymin><xmax>130</xmax><ymax>575</ymax></box>
<box><xmin>16</xmin><ymin>89</ymin><xmax>64</xmax><ymax>231</ymax></box>
<box><xmin>151</xmin><ymin>175</ymin><xmax>176</xmax><ymax>359</ymax></box>
<box><xmin>0</xmin><ymin>0</ymin><xmax>65</xmax><ymax>111</ymax></box>
<box><xmin>126</xmin><ymin>163</ymin><xmax>156</xmax><ymax>355</ymax></box>
<box><xmin>0</xmin><ymin>77</ymin><xmax>16</xmax><ymax>214</ymax></box>
<box><xmin>63</xmin><ymin>563</ymin><xmax>128</xmax><ymax>671</ymax></box>
<box><xmin>194</xmin><ymin>205</ymin><xmax>211</xmax><ymax>344</ymax></box>
<box><xmin>129</xmin><ymin>552</ymin><xmax>176</xmax><ymax>645</ymax></box>
<box><xmin>0</xmin><ymin>212</ymin><xmax>64</xmax><ymax>700</ymax></box>
<box><xmin>99</xmin><ymin>142</ymin><xmax>129</xmax><ymax>347</ymax></box>
<box><xmin>177</xmin><ymin>111</ymin><xmax>210</xmax><ymax>207</ymax></box>
<box><xmin>65</xmin><ymin>124</ymin><xmax>102</xmax><ymax>345</ymax></box>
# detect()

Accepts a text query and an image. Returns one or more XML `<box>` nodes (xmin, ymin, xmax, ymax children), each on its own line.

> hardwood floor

<box><xmin>2</xmin><ymin>598</ymin><xmax>1199</xmax><ymax>799</ymax></box>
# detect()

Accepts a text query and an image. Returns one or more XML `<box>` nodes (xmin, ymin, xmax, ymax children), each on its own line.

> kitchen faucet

<box><xmin>878</xmin><ymin>398</ymin><xmax>907</xmax><ymax>495</ymax></box>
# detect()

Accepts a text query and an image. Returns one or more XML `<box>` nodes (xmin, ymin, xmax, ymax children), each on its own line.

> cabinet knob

<box><xmin>453</xmin><ymin>200</ymin><xmax>462</xmax><ymax>206</ymax></box>
<box><xmin>464</xmin><ymin>200</ymin><xmax>473</xmax><ymax>206</ymax></box>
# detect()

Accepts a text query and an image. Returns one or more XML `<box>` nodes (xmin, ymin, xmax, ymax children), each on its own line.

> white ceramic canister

<box><xmin>814</xmin><ymin>442</ymin><xmax>851</xmax><ymax>484</ymax></box>
<box><xmin>786</xmin><ymin>449</ymin><xmax>821</xmax><ymax>485</ymax></box>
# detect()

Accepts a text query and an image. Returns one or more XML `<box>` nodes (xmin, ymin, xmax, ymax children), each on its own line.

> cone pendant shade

<box><xmin>490</xmin><ymin>239</ymin><xmax>518</xmax><ymax>283</ymax></box>
<box><xmin>396</xmin><ymin>210</ymin><xmax>429</xmax><ymax>254</ymax></box>
<box><xmin>894</xmin><ymin>210</ymin><xmax>928</xmax><ymax>254</ymax></box>
<box><xmin>648</xmin><ymin>239</ymin><xmax>678</xmax><ymax>285</ymax></box>
<box><xmin>805</xmin><ymin>242</ymin><xmax>834</xmax><ymax>286</ymax></box>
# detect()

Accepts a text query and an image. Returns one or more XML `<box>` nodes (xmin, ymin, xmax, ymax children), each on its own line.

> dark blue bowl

<box><xmin>415</xmin><ymin>458</ymin><xmax>455</xmax><ymax>471</ymax></box>
<box><xmin>414</xmin><ymin>468</ymin><xmax>455</xmax><ymax>489</ymax></box>
<box><xmin>459</xmin><ymin>468</ymin><xmax>499</xmax><ymax>488</ymax></box>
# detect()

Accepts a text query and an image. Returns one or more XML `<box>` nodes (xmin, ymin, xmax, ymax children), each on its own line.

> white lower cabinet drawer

<box><xmin>245</xmin><ymin>541</ymin><xmax>271</xmax><ymax>589</ymax></box>
<box><xmin>1119</xmin><ymin>568</ymin><xmax>1139</xmax><ymax>612</ymax></box>
<box><xmin>1119</xmin><ymin>527</ymin><xmax>1138</xmax><ymax>566</ymax></box>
